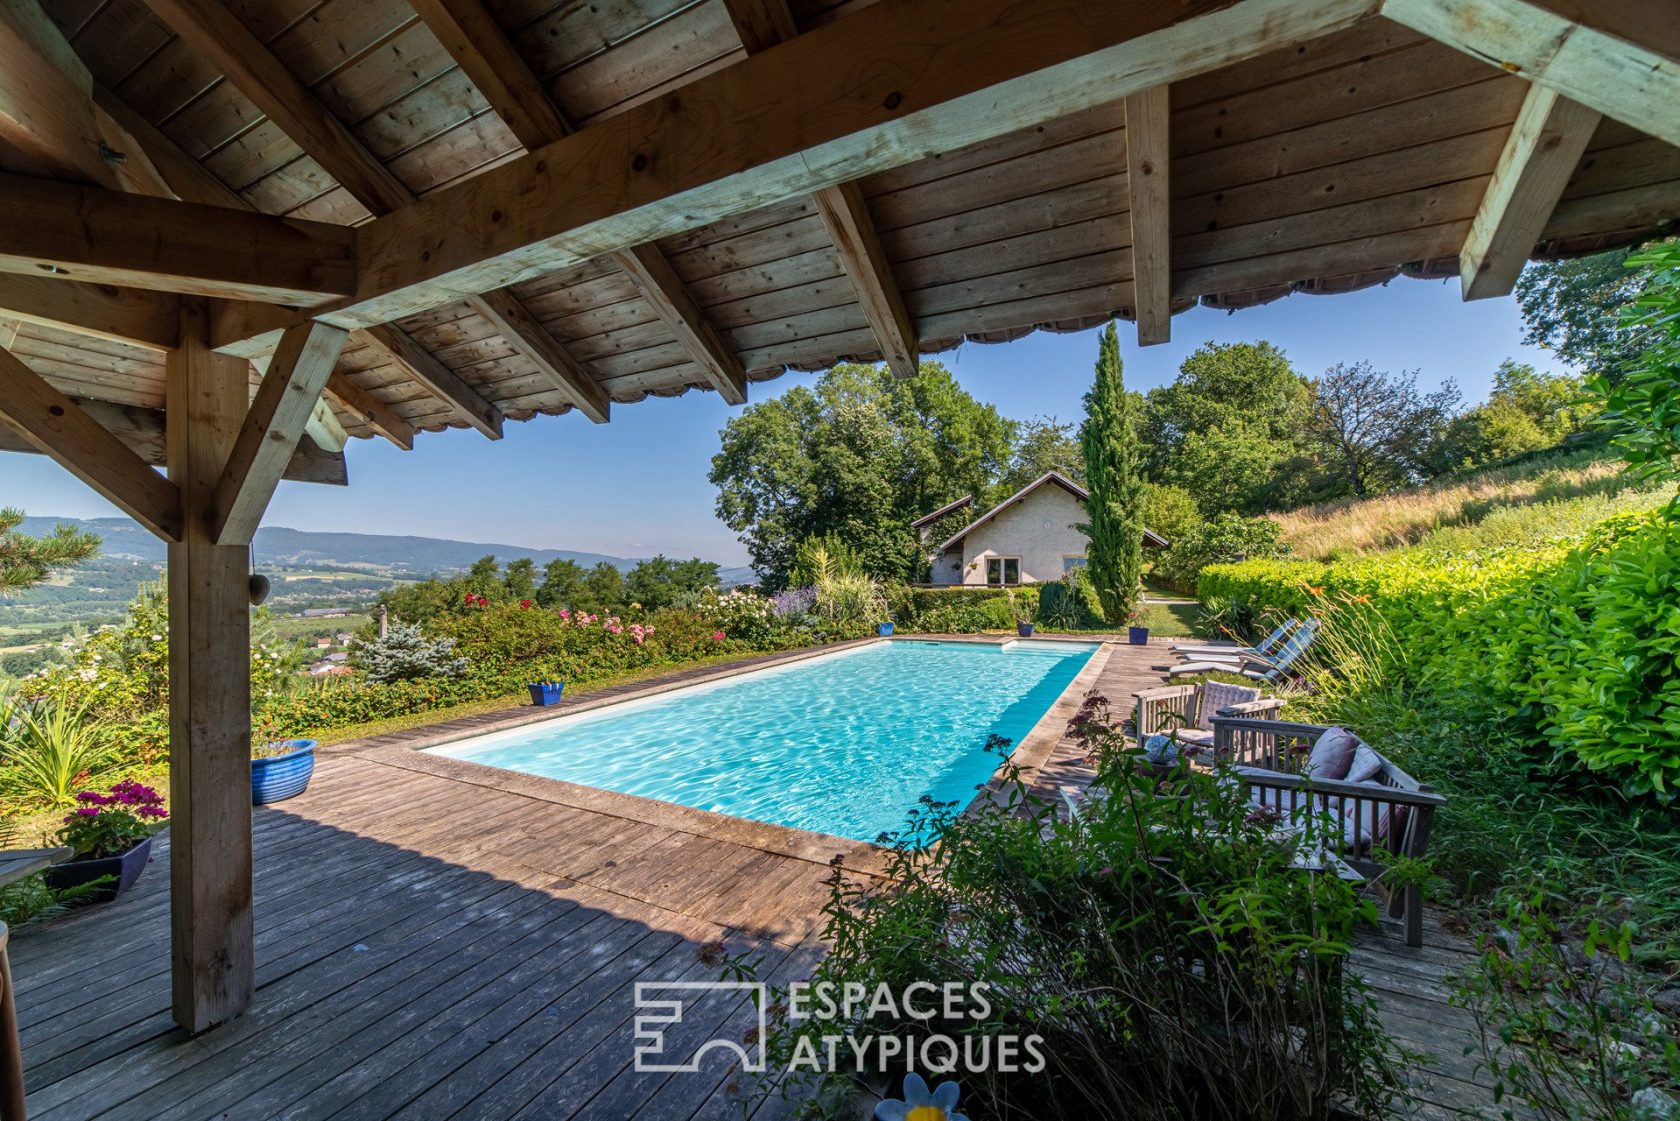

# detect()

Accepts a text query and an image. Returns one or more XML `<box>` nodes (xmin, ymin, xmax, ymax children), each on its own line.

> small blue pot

<box><xmin>1128</xmin><ymin>626</ymin><xmax>1150</xmax><ymax>645</ymax></box>
<box><xmin>527</xmin><ymin>681</ymin><xmax>565</xmax><ymax>706</ymax></box>
<box><xmin>877</xmin><ymin>623</ymin><xmax>894</xmax><ymax>636</ymax></box>
<box><xmin>252</xmin><ymin>739</ymin><xmax>317</xmax><ymax>805</ymax></box>
<box><xmin>1017</xmin><ymin>622</ymin><xmax>1035</xmax><ymax>637</ymax></box>
<box><xmin>44</xmin><ymin>835</ymin><xmax>153</xmax><ymax>904</ymax></box>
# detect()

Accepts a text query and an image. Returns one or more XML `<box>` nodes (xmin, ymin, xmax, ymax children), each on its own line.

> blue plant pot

<box><xmin>43</xmin><ymin>835</ymin><xmax>152</xmax><ymax>904</ymax></box>
<box><xmin>877</xmin><ymin>623</ymin><xmax>894</xmax><ymax>636</ymax></box>
<box><xmin>527</xmin><ymin>681</ymin><xmax>565</xmax><ymax>706</ymax></box>
<box><xmin>252</xmin><ymin>739</ymin><xmax>317</xmax><ymax>805</ymax></box>
<box><xmin>1017</xmin><ymin>622</ymin><xmax>1035</xmax><ymax>637</ymax></box>
<box><xmin>1128</xmin><ymin>626</ymin><xmax>1150</xmax><ymax>645</ymax></box>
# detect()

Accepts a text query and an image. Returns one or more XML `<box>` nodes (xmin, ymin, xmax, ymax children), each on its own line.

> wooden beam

<box><xmin>333</xmin><ymin>0</ymin><xmax>1383</xmax><ymax>329</ymax></box>
<box><xmin>303</xmin><ymin>396</ymin><xmax>348</xmax><ymax>453</ymax></box>
<box><xmin>0</xmin><ymin>172</ymin><xmax>356</xmax><ymax>302</ymax></box>
<box><xmin>723</xmin><ymin>0</ymin><xmax>799</xmax><ymax>55</ymax></box>
<box><xmin>811</xmin><ymin>183</ymin><xmax>919</xmax><ymax>379</ymax></box>
<box><xmin>323</xmin><ymin>370</ymin><xmax>414</xmax><ymax>450</ymax></box>
<box><xmin>611</xmin><ymin>245</ymin><xmax>747</xmax><ymax>402</ymax></box>
<box><xmin>729</xmin><ymin>0</ymin><xmax>918</xmax><ymax>380</ymax></box>
<box><xmin>145</xmin><ymin>0</ymin><xmax>603</xmax><ymax>427</ymax></box>
<box><xmin>166</xmin><ymin>298</ymin><xmax>254</xmax><ymax>1033</ymax></box>
<box><xmin>466</xmin><ymin>292</ymin><xmax>611</xmax><ymax>423</ymax></box>
<box><xmin>1460</xmin><ymin>84</ymin><xmax>1600</xmax><ymax>300</ymax></box>
<box><xmin>407</xmin><ymin>0</ymin><xmax>570</xmax><ymax>151</ymax></box>
<box><xmin>0</xmin><ymin>343</ymin><xmax>181</xmax><ymax>540</ymax></box>
<box><xmin>358</xmin><ymin>323</ymin><xmax>503</xmax><ymax>439</ymax></box>
<box><xmin>90</xmin><ymin>80</ymin><xmax>248</xmax><ymax>209</ymax></box>
<box><xmin>410</xmin><ymin>0</ymin><xmax>741</xmax><ymax>406</ymax></box>
<box><xmin>0</xmin><ymin>401</ymin><xmax>347</xmax><ymax>482</ymax></box>
<box><xmin>142</xmin><ymin>0</ymin><xmax>411</xmax><ymax>214</ymax></box>
<box><xmin>1123</xmin><ymin>83</ymin><xmax>1173</xmax><ymax>345</ymax></box>
<box><xmin>0</xmin><ymin>274</ymin><xmax>179</xmax><ymax>350</ymax></box>
<box><xmin>1383</xmin><ymin>0</ymin><xmax>1679</xmax><ymax>148</ymax></box>
<box><xmin>213</xmin><ymin>321</ymin><xmax>345</xmax><ymax>543</ymax></box>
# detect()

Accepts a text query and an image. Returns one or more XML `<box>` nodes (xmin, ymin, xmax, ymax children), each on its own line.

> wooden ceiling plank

<box><xmin>412</xmin><ymin>0</ymin><xmax>745</xmax><ymax>405</ymax></box>
<box><xmin>324</xmin><ymin>370</ymin><xmax>416</xmax><ymax>450</ymax></box>
<box><xmin>90</xmin><ymin>80</ymin><xmax>249</xmax><ymax>209</ymax></box>
<box><xmin>0</xmin><ymin>342</ymin><xmax>182</xmax><ymax>540</ymax></box>
<box><xmin>0</xmin><ymin>274</ymin><xmax>180</xmax><ymax>350</ymax></box>
<box><xmin>467</xmin><ymin>291</ymin><xmax>612</xmax><ymax>422</ymax></box>
<box><xmin>730</xmin><ymin>0</ymin><xmax>918</xmax><ymax>380</ymax></box>
<box><xmin>1383</xmin><ymin>0</ymin><xmax>1680</xmax><ymax>148</ymax></box>
<box><xmin>1123</xmin><ymin>83</ymin><xmax>1172</xmax><ymax>345</ymax></box>
<box><xmin>145</xmin><ymin>0</ymin><xmax>600</xmax><ymax>429</ymax></box>
<box><xmin>1459</xmin><ymin>83</ymin><xmax>1600</xmax><ymax>300</ymax></box>
<box><xmin>213</xmin><ymin>320</ymin><xmax>346</xmax><ymax>544</ymax></box>
<box><xmin>358</xmin><ymin>322</ymin><xmax>504</xmax><ymax>439</ymax></box>
<box><xmin>338</xmin><ymin>0</ymin><xmax>1385</xmax><ymax>329</ymax></box>
<box><xmin>0</xmin><ymin>172</ymin><xmax>356</xmax><ymax>302</ymax></box>
<box><xmin>141</xmin><ymin>0</ymin><xmax>413</xmax><ymax>214</ymax></box>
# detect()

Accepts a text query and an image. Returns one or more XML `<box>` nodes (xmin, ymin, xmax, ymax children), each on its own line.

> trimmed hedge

<box><xmin>1200</xmin><ymin>509</ymin><xmax>1680</xmax><ymax>800</ymax></box>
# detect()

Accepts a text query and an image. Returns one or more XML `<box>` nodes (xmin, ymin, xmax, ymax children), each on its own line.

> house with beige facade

<box><xmin>916</xmin><ymin>472</ymin><xmax>1167</xmax><ymax>586</ymax></box>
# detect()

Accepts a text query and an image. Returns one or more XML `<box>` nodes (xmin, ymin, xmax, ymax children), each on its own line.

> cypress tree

<box><xmin>1078</xmin><ymin>322</ymin><xmax>1144</xmax><ymax>623</ymax></box>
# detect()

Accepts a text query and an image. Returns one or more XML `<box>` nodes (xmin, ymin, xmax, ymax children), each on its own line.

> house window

<box><xmin>1062</xmin><ymin>556</ymin><xmax>1087</xmax><ymax>574</ymax></box>
<box><xmin>986</xmin><ymin>557</ymin><xmax>1021</xmax><ymax>585</ymax></box>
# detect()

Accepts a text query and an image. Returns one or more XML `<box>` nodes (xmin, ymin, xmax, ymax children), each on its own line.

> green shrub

<box><xmin>0</xmin><ymin>691</ymin><xmax>118</xmax><ymax>807</ymax></box>
<box><xmin>728</xmin><ymin>709</ymin><xmax>1405</xmax><ymax>1121</ymax></box>
<box><xmin>1152</xmin><ymin>514</ymin><xmax>1288</xmax><ymax>594</ymax></box>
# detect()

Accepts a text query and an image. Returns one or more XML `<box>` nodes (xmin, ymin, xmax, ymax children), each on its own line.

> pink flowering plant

<box><xmin>57</xmin><ymin>780</ymin><xmax>168</xmax><ymax>860</ymax></box>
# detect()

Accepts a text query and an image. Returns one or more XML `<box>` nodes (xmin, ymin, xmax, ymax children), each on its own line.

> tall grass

<box><xmin>1271</xmin><ymin>451</ymin><xmax>1672</xmax><ymax>559</ymax></box>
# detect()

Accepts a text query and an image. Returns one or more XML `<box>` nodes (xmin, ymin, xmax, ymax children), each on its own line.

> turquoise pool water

<box><xmin>431</xmin><ymin>639</ymin><xmax>1097</xmax><ymax>842</ymax></box>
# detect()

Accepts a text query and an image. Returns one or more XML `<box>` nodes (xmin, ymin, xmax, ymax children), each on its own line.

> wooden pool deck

<box><xmin>13</xmin><ymin>638</ymin><xmax>1500</xmax><ymax>1120</ymax></box>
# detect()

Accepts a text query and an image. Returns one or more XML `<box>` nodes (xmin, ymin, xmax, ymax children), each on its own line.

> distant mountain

<box><xmin>15</xmin><ymin>516</ymin><xmax>643</xmax><ymax>576</ymax></box>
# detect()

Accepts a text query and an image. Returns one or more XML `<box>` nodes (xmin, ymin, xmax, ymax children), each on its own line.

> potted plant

<box><xmin>527</xmin><ymin>679</ymin><xmax>565</xmax><ymax>706</ymax></box>
<box><xmin>1127</xmin><ymin>605</ymin><xmax>1151</xmax><ymax>645</ymax></box>
<box><xmin>44</xmin><ymin>780</ymin><xmax>167</xmax><ymax>904</ymax></box>
<box><xmin>1012</xmin><ymin>589</ymin><xmax>1035</xmax><ymax>637</ymax></box>
<box><xmin>252</xmin><ymin>724</ymin><xmax>318</xmax><ymax>805</ymax></box>
<box><xmin>876</xmin><ymin>621</ymin><xmax>894</xmax><ymax>636</ymax></box>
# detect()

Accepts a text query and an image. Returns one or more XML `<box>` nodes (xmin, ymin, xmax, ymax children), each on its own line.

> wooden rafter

<box><xmin>359</xmin><ymin>323</ymin><xmax>503</xmax><ymax>440</ymax></box>
<box><xmin>467</xmin><ymin>292</ymin><xmax>611</xmax><ymax>423</ymax></box>
<box><xmin>142</xmin><ymin>0</ymin><xmax>609</xmax><ymax>424</ymax></box>
<box><xmin>320</xmin><ymin>0</ymin><xmax>1384</xmax><ymax>331</ymax></box>
<box><xmin>1382</xmin><ymin>0</ymin><xmax>1679</xmax><ymax>148</ymax></box>
<box><xmin>727</xmin><ymin>0</ymin><xmax>919</xmax><ymax>380</ymax></box>
<box><xmin>0</xmin><ymin>274</ymin><xmax>179</xmax><ymax>350</ymax></box>
<box><xmin>1123</xmin><ymin>84</ymin><xmax>1173</xmax><ymax>346</ymax></box>
<box><xmin>213</xmin><ymin>322</ymin><xmax>346</xmax><ymax>544</ymax></box>
<box><xmin>411</xmin><ymin>0</ymin><xmax>746</xmax><ymax>404</ymax></box>
<box><xmin>0</xmin><ymin>172</ymin><xmax>354</xmax><ymax>302</ymax></box>
<box><xmin>1460</xmin><ymin>84</ymin><xmax>1601</xmax><ymax>299</ymax></box>
<box><xmin>323</xmin><ymin>370</ymin><xmax>415</xmax><ymax>451</ymax></box>
<box><xmin>0</xmin><ymin>343</ymin><xmax>182</xmax><ymax>540</ymax></box>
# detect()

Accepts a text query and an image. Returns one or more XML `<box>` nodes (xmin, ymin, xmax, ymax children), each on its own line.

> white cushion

<box><xmin>1196</xmin><ymin>682</ymin><xmax>1262</xmax><ymax>730</ymax></box>
<box><xmin>1345</xmin><ymin>743</ymin><xmax>1385</xmax><ymax>784</ymax></box>
<box><xmin>1304</xmin><ymin>727</ymin><xmax>1361</xmax><ymax>781</ymax></box>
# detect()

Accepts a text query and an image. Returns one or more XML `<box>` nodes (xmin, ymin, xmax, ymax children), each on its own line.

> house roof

<box><xmin>2</xmin><ymin>0</ymin><xmax>1675</xmax><ymax>468</ymax></box>
<box><xmin>911</xmin><ymin>495</ymin><xmax>975</xmax><ymax>529</ymax></box>
<box><xmin>936</xmin><ymin>471</ymin><xmax>1169</xmax><ymax>553</ymax></box>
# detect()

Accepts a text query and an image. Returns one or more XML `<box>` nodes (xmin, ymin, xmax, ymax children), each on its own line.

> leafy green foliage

<box><xmin>623</xmin><ymin>555</ymin><xmax>720</xmax><ymax>609</ymax></box>
<box><xmin>1517</xmin><ymin>239</ymin><xmax>1675</xmax><ymax>383</ymax></box>
<box><xmin>1151</xmin><ymin>513</ymin><xmax>1287</xmax><ymax>594</ymax></box>
<box><xmin>1079</xmin><ymin>323</ymin><xmax>1144</xmax><ymax>622</ymax></box>
<box><xmin>0</xmin><ymin>508</ymin><xmax>100</xmax><ymax>594</ymax></box>
<box><xmin>1428</xmin><ymin>362</ymin><xmax>1600</xmax><ymax>474</ymax></box>
<box><xmin>710</xmin><ymin>361</ymin><xmax>1013</xmax><ymax>587</ymax></box>
<box><xmin>1309</xmin><ymin>362</ymin><xmax>1461</xmax><ymax>497</ymax></box>
<box><xmin>998</xmin><ymin>416</ymin><xmax>1084</xmax><ymax>493</ymax></box>
<box><xmin>55</xmin><ymin>780</ymin><xmax>167</xmax><ymax>859</ymax></box>
<box><xmin>351</xmin><ymin>622</ymin><xmax>469</xmax><ymax>684</ymax></box>
<box><xmin>1140</xmin><ymin>482</ymin><xmax>1199</xmax><ymax>547</ymax></box>
<box><xmin>0</xmin><ymin>689</ymin><xmax>118</xmax><ymax>807</ymax></box>
<box><xmin>729</xmin><ymin>706</ymin><xmax>1405</xmax><ymax>1121</ymax></box>
<box><xmin>1592</xmin><ymin>241</ymin><xmax>1680</xmax><ymax>495</ymax></box>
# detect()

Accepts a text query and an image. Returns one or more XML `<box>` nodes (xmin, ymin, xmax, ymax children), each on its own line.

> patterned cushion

<box><xmin>1196</xmin><ymin>682</ymin><xmax>1263</xmax><ymax>730</ymax></box>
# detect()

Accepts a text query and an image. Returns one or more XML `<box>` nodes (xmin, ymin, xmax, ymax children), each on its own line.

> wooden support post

<box><xmin>1124</xmin><ymin>84</ymin><xmax>1173</xmax><ymax>346</ymax></box>
<box><xmin>166</xmin><ymin>299</ymin><xmax>254</xmax><ymax>1034</ymax></box>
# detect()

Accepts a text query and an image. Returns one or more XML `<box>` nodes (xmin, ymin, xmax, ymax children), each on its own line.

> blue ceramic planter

<box><xmin>527</xmin><ymin>681</ymin><xmax>565</xmax><ymax>706</ymax></box>
<box><xmin>877</xmin><ymin>623</ymin><xmax>894</xmax><ymax>636</ymax></box>
<box><xmin>1017</xmin><ymin>622</ymin><xmax>1035</xmax><ymax>637</ymax></box>
<box><xmin>252</xmin><ymin>739</ymin><xmax>317</xmax><ymax>805</ymax></box>
<box><xmin>1128</xmin><ymin>626</ymin><xmax>1151</xmax><ymax>646</ymax></box>
<box><xmin>44</xmin><ymin>835</ymin><xmax>152</xmax><ymax>904</ymax></box>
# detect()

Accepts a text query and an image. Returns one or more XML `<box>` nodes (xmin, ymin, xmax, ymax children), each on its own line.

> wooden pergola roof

<box><xmin>0</xmin><ymin>0</ymin><xmax>1675</xmax><ymax>1039</ymax></box>
<box><xmin>3</xmin><ymin>0</ymin><xmax>1676</xmax><ymax>465</ymax></box>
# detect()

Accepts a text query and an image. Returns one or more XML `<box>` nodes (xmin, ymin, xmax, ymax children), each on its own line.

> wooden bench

<box><xmin>1210</xmin><ymin>717</ymin><xmax>1446</xmax><ymax>947</ymax></box>
<box><xmin>1133</xmin><ymin>683</ymin><xmax>1285</xmax><ymax>749</ymax></box>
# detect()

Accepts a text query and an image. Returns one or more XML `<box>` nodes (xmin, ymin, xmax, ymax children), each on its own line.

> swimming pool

<box><xmin>430</xmin><ymin>638</ymin><xmax>1098</xmax><ymax>842</ymax></box>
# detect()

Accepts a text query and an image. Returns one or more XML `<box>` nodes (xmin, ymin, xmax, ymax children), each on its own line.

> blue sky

<box><xmin>3</xmin><ymin>276</ymin><xmax>1566</xmax><ymax>566</ymax></box>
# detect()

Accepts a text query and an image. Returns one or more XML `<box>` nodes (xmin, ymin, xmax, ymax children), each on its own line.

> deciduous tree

<box><xmin>1517</xmin><ymin>238</ymin><xmax>1675</xmax><ymax>383</ymax></box>
<box><xmin>1309</xmin><ymin>363</ymin><xmax>1460</xmax><ymax>497</ymax></box>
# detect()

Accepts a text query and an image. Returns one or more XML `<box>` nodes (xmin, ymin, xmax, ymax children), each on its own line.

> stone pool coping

<box><xmin>332</xmin><ymin>634</ymin><xmax>1112</xmax><ymax>875</ymax></box>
